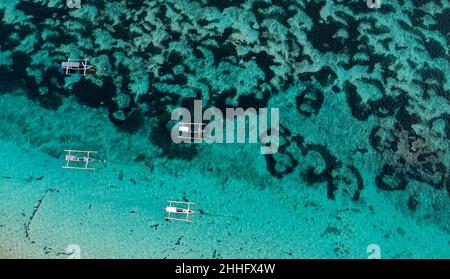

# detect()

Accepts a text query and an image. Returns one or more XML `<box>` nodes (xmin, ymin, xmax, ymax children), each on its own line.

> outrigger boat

<box><xmin>62</xmin><ymin>150</ymin><xmax>97</xmax><ymax>171</ymax></box>
<box><xmin>164</xmin><ymin>201</ymin><xmax>195</xmax><ymax>223</ymax></box>
<box><xmin>61</xmin><ymin>58</ymin><xmax>95</xmax><ymax>76</ymax></box>
<box><xmin>178</xmin><ymin>122</ymin><xmax>208</xmax><ymax>141</ymax></box>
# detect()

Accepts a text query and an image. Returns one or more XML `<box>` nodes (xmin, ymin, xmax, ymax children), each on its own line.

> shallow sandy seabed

<box><xmin>0</xmin><ymin>94</ymin><xmax>448</xmax><ymax>259</ymax></box>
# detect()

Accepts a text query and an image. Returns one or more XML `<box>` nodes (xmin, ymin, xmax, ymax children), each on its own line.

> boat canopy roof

<box><xmin>62</xmin><ymin>61</ymin><xmax>81</xmax><ymax>67</ymax></box>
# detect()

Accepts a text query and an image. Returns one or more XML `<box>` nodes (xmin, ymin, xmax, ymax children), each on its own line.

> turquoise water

<box><xmin>0</xmin><ymin>0</ymin><xmax>449</xmax><ymax>258</ymax></box>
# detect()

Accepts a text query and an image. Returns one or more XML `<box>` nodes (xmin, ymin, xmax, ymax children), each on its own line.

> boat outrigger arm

<box><xmin>63</xmin><ymin>150</ymin><xmax>97</xmax><ymax>171</ymax></box>
<box><xmin>178</xmin><ymin>122</ymin><xmax>208</xmax><ymax>141</ymax></box>
<box><xmin>61</xmin><ymin>58</ymin><xmax>95</xmax><ymax>76</ymax></box>
<box><xmin>164</xmin><ymin>201</ymin><xmax>195</xmax><ymax>223</ymax></box>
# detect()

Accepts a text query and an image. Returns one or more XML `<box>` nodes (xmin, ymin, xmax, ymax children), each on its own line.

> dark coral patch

<box><xmin>294</xmin><ymin>139</ymin><xmax>342</xmax><ymax>200</ymax></box>
<box><xmin>296</xmin><ymin>87</ymin><xmax>324</xmax><ymax>117</ymax></box>
<box><xmin>309</xmin><ymin>22</ymin><xmax>346</xmax><ymax>53</ymax></box>
<box><xmin>305</xmin><ymin>1</ymin><xmax>345</xmax><ymax>53</ymax></box>
<box><xmin>376</xmin><ymin>164</ymin><xmax>408</xmax><ymax>191</ymax></box>
<box><xmin>242</xmin><ymin>51</ymin><xmax>278</xmax><ymax>83</ymax></box>
<box><xmin>344</xmin><ymin>82</ymin><xmax>372</xmax><ymax>121</ymax></box>
<box><xmin>300</xmin><ymin>67</ymin><xmax>337</xmax><ymax>87</ymax></box>
<box><xmin>423</xmin><ymin>38</ymin><xmax>446</xmax><ymax>59</ymax></box>
<box><xmin>347</xmin><ymin>165</ymin><xmax>365</xmax><ymax>201</ymax></box>
<box><xmin>72</xmin><ymin>78</ymin><xmax>116</xmax><ymax>108</ymax></box>
<box><xmin>109</xmin><ymin>109</ymin><xmax>143</xmax><ymax>134</ymax></box>
<box><xmin>369</xmin><ymin>126</ymin><xmax>399</xmax><ymax>152</ymax></box>
<box><xmin>264</xmin><ymin>151</ymin><xmax>298</xmax><ymax>179</ymax></box>
<box><xmin>432</xmin><ymin>8</ymin><xmax>450</xmax><ymax>39</ymax></box>
<box><xmin>16</xmin><ymin>1</ymin><xmax>66</xmax><ymax>23</ymax></box>
<box><xmin>407</xmin><ymin>194</ymin><xmax>419</xmax><ymax>212</ymax></box>
<box><xmin>202</xmin><ymin>0</ymin><xmax>246</xmax><ymax>12</ymax></box>
<box><xmin>407</xmin><ymin>160</ymin><xmax>447</xmax><ymax>190</ymax></box>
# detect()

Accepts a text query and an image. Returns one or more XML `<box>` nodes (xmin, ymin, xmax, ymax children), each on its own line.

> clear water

<box><xmin>0</xmin><ymin>0</ymin><xmax>449</xmax><ymax>258</ymax></box>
